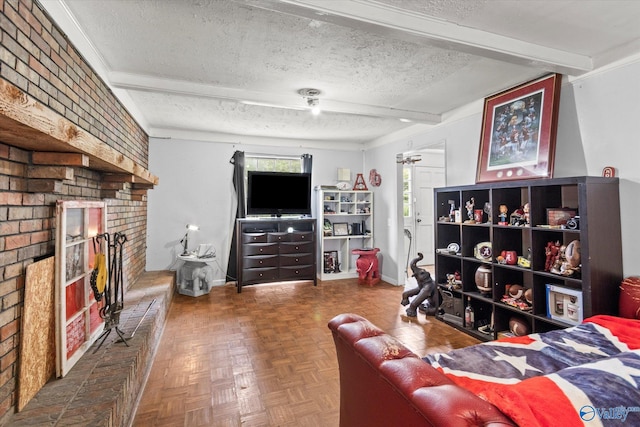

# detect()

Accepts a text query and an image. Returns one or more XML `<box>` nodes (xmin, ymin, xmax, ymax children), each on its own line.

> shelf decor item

<box><xmin>546</xmin><ymin>208</ymin><xmax>577</xmax><ymax>227</ymax></box>
<box><xmin>474</xmin><ymin>264</ymin><xmax>492</xmax><ymax>295</ymax></box>
<box><xmin>546</xmin><ymin>284</ymin><xmax>583</xmax><ymax>325</ymax></box>
<box><xmin>324</xmin><ymin>251</ymin><xmax>339</xmax><ymax>273</ymax></box>
<box><xmin>333</xmin><ymin>223</ymin><xmax>349</xmax><ymax>236</ymax></box>
<box><xmin>476</xmin><ymin>73</ymin><xmax>562</xmax><ymax>183</ymax></box>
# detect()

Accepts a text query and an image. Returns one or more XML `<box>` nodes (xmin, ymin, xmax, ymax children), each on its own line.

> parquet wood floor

<box><xmin>132</xmin><ymin>277</ymin><xmax>479</xmax><ymax>426</ymax></box>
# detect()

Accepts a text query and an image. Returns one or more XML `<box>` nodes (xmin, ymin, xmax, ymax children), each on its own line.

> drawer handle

<box><xmin>259</xmin><ymin>260</ymin><xmax>263</xmax><ymax>264</ymax></box>
<box><xmin>259</xmin><ymin>248</ymin><xmax>263</xmax><ymax>252</ymax></box>
<box><xmin>295</xmin><ymin>258</ymin><xmax>299</xmax><ymax>262</ymax></box>
<box><xmin>295</xmin><ymin>246</ymin><xmax>299</xmax><ymax>250</ymax></box>
<box><xmin>295</xmin><ymin>270</ymin><xmax>299</xmax><ymax>274</ymax></box>
<box><xmin>259</xmin><ymin>273</ymin><xmax>263</xmax><ymax>277</ymax></box>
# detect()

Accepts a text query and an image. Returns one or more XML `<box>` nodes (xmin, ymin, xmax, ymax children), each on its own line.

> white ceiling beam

<box><xmin>256</xmin><ymin>0</ymin><xmax>593</xmax><ymax>75</ymax></box>
<box><xmin>108</xmin><ymin>71</ymin><xmax>441</xmax><ymax>124</ymax></box>
<box><xmin>148</xmin><ymin>127</ymin><xmax>368</xmax><ymax>151</ymax></box>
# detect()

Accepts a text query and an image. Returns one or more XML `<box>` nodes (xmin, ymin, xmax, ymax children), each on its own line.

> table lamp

<box><xmin>181</xmin><ymin>224</ymin><xmax>199</xmax><ymax>255</ymax></box>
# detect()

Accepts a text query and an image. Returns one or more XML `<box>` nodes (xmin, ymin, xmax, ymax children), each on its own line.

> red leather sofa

<box><xmin>328</xmin><ymin>313</ymin><xmax>514</xmax><ymax>427</ymax></box>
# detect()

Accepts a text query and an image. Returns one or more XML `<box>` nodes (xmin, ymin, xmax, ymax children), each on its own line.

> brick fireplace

<box><xmin>0</xmin><ymin>0</ymin><xmax>158</xmax><ymax>422</ymax></box>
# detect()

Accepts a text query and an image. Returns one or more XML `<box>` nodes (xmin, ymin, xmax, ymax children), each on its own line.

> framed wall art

<box><xmin>476</xmin><ymin>73</ymin><xmax>562</xmax><ymax>183</ymax></box>
<box><xmin>546</xmin><ymin>208</ymin><xmax>577</xmax><ymax>227</ymax></box>
<box><xmin>332</xmin><ymin>222</ymin><xmax>349</xmax><ymax>236</ymax></box>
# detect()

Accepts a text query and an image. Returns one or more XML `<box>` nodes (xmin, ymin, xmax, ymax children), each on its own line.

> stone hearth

<box><xmin>9</xmin><ymin>271</ymin><xmax>174</xmax><ymax>426</ymax></box>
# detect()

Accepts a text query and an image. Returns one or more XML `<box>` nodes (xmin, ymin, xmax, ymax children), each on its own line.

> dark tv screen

<box><xmin>247</xmin><ymin>171</ymin><xmax>312</xmax><ymax>216</ymax></box>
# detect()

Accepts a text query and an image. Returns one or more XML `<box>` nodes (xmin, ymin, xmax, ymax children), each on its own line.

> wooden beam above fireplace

<box><xmin>0</xmin><ymin>79</ymin><xmax>158</xmax><ymax>186</ymax></box>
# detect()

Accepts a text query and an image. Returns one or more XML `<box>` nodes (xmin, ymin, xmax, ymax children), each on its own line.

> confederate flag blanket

<box><xmin>424</xmin><ymin>315</ymin><xmax>640</xmax><ymax>426</ymax></box>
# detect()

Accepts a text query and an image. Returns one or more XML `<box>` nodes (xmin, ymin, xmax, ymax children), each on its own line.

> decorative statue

<box><xmin>400</xmin><ymin>252</ymin><xmax>437</xmax><ymax>316</ymax></box>
<box><xmin>353</xmin><ymin>248</ymin><xmax>380</xmax><ymax>286</ymax></box>
<box><xmin>545</xmin><ymin>241</ymin><xmax>561</xmax><ymax>272</ymax></box>
<box><xmin>498</xmin><ymin>204</ymin><xmax>508</xmax><ymax>224</ymax></box>
<box><xmin>465</xmin><ymin>197</ymin><xmax>476</xmax><ymax>223</ymax></box>
<box><xmin>510</xmin><ymin>206</ymin><xmax>526</xmax><ymax>226</ymax></box>
<box><xmin>523</xmin><ymin>202</ymin><xmax>530</xmax><ymax>225</ymax></box>
<box><xmin>550</xmin><ymin>240</ymin><xmax>581</xmax><ymax>277</ymax></box>
<box><xmin>191</xmin><ymin>265</ymin><xmax>214</xmax><ymax>292</ymax></box>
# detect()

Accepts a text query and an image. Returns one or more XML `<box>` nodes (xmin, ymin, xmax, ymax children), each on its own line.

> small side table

<box><xmin>177</xmin><ymin>255</ymin><xmax>216</xmax><ymax>297</ymax></box>
<box><xmin>351</xmin><ymin>248</ymin><xmax>381</xmax><ymax>286</ymax></box>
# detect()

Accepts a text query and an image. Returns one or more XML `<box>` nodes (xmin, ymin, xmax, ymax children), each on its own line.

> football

<box><xmin>474</xmin><ymin>265</ymin><xmax>492</xmax><ymax>294</ymax></box>
<box><xmin>508</xmin><ymin>284</ymin><xmax>524</xmax><ymax>299</ymax></box>
<box><xmin>565</xmin><ymin>240</ymin><xmax>581</xmax><ymax>268</ymax></box>
<box><xmin>524</xmin><ymin>288</ymin><xmax>533</xmax><ymax>304</ymax></box>
<box><xmin>509</xmin><ymin>317</ymin><xmax>531</xmax><ymax>336</ymax></box>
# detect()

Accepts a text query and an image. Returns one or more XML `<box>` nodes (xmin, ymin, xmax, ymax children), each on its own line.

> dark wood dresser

<box><xmin>236</xmin><ymin>218</ymin><xmax>317</xmax><ymax>292</ymax></box>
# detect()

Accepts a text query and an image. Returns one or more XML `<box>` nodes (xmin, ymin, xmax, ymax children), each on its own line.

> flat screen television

<box><xmin>247</xmin><ymin>171</ymin><xmax>312</xmax><ymax>217</ymax></box>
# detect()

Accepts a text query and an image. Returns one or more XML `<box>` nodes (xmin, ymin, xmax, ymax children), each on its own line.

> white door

<box><xmin>413</xmin><ymin>166</ymin><xmax>445</xmax><ymax>265</ymax></box>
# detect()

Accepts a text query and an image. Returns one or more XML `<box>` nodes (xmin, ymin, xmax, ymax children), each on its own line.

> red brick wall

<box><xmin>0</xmin><ymin>0</ymin><xmax>150</xmax><ymax>421</ymax></box>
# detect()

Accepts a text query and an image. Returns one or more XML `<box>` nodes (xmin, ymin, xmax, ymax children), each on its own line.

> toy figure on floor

<box><xmin>401</xmin><ymin>252</ymin><xmax>437</xmax><ymax>316</ymax></box>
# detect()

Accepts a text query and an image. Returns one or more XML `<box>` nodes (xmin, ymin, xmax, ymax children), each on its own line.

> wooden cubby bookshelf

<box><xmin>434</xmin><ymin>176</ymin><xmax>623</xmax><ymax>341</ymax></box>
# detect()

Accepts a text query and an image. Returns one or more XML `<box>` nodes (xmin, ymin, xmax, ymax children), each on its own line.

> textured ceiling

<box><xmin>40</xmin><ymin>0</ymin><xmax>640</xmax><ymax>148</ymax></box>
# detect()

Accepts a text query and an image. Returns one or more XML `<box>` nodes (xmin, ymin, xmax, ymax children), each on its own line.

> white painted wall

<box><xmin>366</xmin><ymin>57</ymin><xmax>640</xmax><ymax>283</ymax></box>
<box><xmin>146</xmin><ymin>139</ymin><xmax>364</xmax><ymax>282</ymax></box>
<box><xmin>146</xmin><ymin>57</ymin><xmax>640</xmax><ymax>284</ymax></box>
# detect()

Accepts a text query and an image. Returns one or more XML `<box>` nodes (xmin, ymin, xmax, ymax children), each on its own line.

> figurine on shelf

<box><xmin>510</xmin><ymin>205</ymin><xmax>527</xmax><ymax>226</ymax></box>
<box><xmin>323</xmin><ymin>219</ymin><xmax>333</xmax><ymax>236</ymax></box>
<box><xmin>498</xmin><ymin>204</ymin><xmax>508</xmax><ymax>225</ymax></box>
<box><xmin>523</xmin><ymin>202</ymin><xmax>530</xmax><ymax>226</ymax></box>
<box><xmin>400</xmin><ymin>253</ymin><xmax>437</xmax><ymax>317</ymax></box>
<box><xmin>545</xmin><ymin>240</ymin><xmax>561</xmax><ymax>272</ymax></box>
<box><xmin>445</xmin><ymin>271</ymin><xmax>462</xmax><ymax>290</ymax></box>
<box><xmin>551</xmin><ymin>240</ymin><xmax>581</xmax><ymax>277</ymax></box>
<box><xmin>464</xmin><ymin>197</ymin><xmax>476</xmax><ymax>223</ymax></box>
<box><xmin>448</xmin><ymin>199</ymin><xmax>456</xmax><ymax>222</ymax></box>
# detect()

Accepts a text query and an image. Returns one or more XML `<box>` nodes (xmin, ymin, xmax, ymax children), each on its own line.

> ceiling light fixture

<box><xmin>298</xmin><ymin>88</ymin><xmax>322</xmax><ymax>115</ymax></box>
<box><xmin>397</xmin><ymin>155</ymin><xmax>422</xmax><ymax>165</ymax></box>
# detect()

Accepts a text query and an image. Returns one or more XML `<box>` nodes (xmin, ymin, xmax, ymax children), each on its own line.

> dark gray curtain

<box><xmin>226</xmin><ymin>151</ymin><xmax>245</xmax><ymax>282</ymax></box>
<box><xmin>301</xmin><ymin>153</ymin><xmax>312</xmax><ymax>174</ymax></box>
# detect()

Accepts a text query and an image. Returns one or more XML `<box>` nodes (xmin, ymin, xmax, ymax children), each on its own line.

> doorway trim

<box><xmin>396</xmin><ymin>140</ymin><xmax>446</xmax><ymax>284</ymax></box>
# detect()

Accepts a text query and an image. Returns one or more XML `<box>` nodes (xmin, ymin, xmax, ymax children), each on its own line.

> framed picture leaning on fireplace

<box><xmin>476</xmin><ymin>73</ymin><xmax>562</xmax><ymax>183</ymax></box>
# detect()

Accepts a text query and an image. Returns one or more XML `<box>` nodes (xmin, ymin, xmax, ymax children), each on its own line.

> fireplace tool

<box><xmin>93</xmin><ymin>232</ymin><xmax>129</xmax><ymax>353</ymax></box>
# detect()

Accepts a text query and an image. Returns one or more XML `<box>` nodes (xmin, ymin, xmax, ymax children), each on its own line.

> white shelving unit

<box><xmin>316</xmin><ymin>188</ymin><xmax>374</xmax><ymax>280</ymax></box>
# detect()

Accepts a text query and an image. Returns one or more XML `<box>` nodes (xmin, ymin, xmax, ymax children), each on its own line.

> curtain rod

<box><xmin>246</xmin><ymin>152</ymin><xmax>309</xmax><ymax>159</ymax></box>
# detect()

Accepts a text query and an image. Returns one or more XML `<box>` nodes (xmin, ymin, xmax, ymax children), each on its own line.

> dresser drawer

<box><xmin>290</xmin><ymin>231</ymin><xmax>313</xmax><ymax>242</ymax></box>
<box><xmin>242</xmin><ymin>255</ymin><xmax>278</xmax><ymax>269</ymax></box>
<box><xmin>279</xmin><ymin>241</ymin><xmax>313</xmax><ymax>254</ymax></box>
<box><xmin>267</xmin><ymin>232</ymin><xmax>290</xmax><ymax>243</ymax></box>
<box><xmin>242</xmin><ymin>267</ymin><xmax>279</xmax><ymax>284</ymax></box>
<box><xmin>280</xmin><ymin>253</ymin><xmax>313</xmax><ymax>266</ymax></box>
<box><xmin>244</xmin><ymin>243</ymin><xmax>278</xmax><ymax>256</ymax></box>
<box><xmin>243</xmin><ymin>232</ymin><xmax>267</xmax><ymax>243</ymax></box>
<box><xmin>279</xmin><ymin>265</ymin><xmax>314</xmax><ymax>280</ymax></box>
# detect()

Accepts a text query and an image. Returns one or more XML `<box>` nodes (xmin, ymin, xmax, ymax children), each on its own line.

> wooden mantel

<box><xmin>0</xmin><ymin>79</ymin><xmax>158</xmax><ymax>186</ymax></box>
